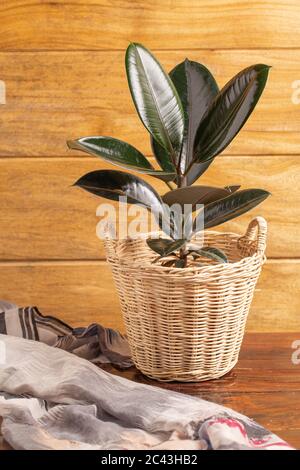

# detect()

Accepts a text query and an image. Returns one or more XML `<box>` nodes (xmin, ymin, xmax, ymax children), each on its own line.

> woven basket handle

<box><xmin>102</xmin><ymin>222</ymin><xmax>118</xmax><ymax>259</ymax></box>
<box><xmin>238</xmin><ymin>217</ymin><xmax>267</xmax><ymax>256</ymax></box>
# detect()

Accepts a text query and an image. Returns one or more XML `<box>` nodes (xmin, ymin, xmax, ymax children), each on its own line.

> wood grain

<box><xmin>249</xmin><ymin>260</ymin><xmax>300</xmax><ymax>332</ymax></box>
<box><xmin>0</xmin><ymin>156</ymin><xmax>298</xmax><ymax>260</ymax></box>
<box><xmin>0</xmin><ymin>1</ymin><xmax>300</xmax><ymax>50</ymax></box>
<box><xmin>0</xmin><ymin>50</ymin><xmax>300</xmax><ymax>156</ymax></box>
<box><xmin>0</xmin><ymin>259</ymin><xmax>298</xmax><ymax>332</ymax></box>
<box><xmin>0</xmin><ymin>2</ymin><xmax>299</xmax><ymax>450</ymax></box>
<box><xmin>0</xmin><ymin>1</ymin><xmax>298</xmax><ymax>364</ymax></box>
<box><xmin>1</xmin><ymin>333</ymin><xmax>300</xmax><ymax>449</ymax></box>
<box><xmin>0</xmin><ymin>261</ymin><xmax>123</xmax><ymax>331</ymax></box>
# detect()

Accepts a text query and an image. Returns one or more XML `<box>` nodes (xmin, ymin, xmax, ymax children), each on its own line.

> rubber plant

<box><xmin>68</xmin><ymin>43</ymin><xmax>271</xmax><ymax>268</ymax></box>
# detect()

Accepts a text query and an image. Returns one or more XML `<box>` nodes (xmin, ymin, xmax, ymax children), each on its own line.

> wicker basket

<box><xmin>104</xmin><ymin>217</ymin><xmax>267</xmax><ymax>382</ymax></box>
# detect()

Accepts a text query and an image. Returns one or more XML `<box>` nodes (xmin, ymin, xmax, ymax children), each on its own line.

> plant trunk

<box><xmin>179</xmin><ymin>245</ymin><xmax>188</xmax><ymax>267</ymax></box>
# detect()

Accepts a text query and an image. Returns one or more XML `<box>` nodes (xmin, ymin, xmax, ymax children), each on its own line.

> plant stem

<box><xmin>177</xmin><ymin>174</ymin><xmax>182</xmax><ymax>188</ymax></box>
<box><xmin>181</xmin><ymin>175</ymin><xmax>187</xmax><ymax>187</ymax></box>
<box><xmin>179</xmin><ymin>247</ymin><xmax>188</xmax><ymax>267</ymax></box>
<box><xmin>179</xmin><ymin>241</ymin><xmax>187</xmax><ymax>258</ymax></box>
<box><xmin>177</xmin><ymin>172</ymin><xmax>187</xmax><ymax>189</ymax></box>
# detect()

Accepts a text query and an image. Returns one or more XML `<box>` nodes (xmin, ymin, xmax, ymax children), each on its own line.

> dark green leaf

<box><xmin>162</xmin><ymin>185</ymin><xmax>235</xmax><ymax>211</ymax></box>
<box><xmin>190</xmin><ymin>247</ymin><xmax>228</xmax><ymax>263</ymax></box>
<box><xmin>68</xmin><ymin>136</ymin><xmax>152</xmax><ymax>169</ymax></box>
<box><xmin>75</xmin><ymin>170</ymin><xmax>176</xmax><ymax>238</ymax></box>
<box><xmin>194</xmin><ymin>64</ymin><xmax>271</xmax><ymax>163</ymax></box>
<box><xmin>74</xmin><ymin>169</ymin><xmax>164</xmax><ymax>214</ymax></box>
<box><xmin>146</xmin><ymin>238</ymin><xmax>186</xmax><ymax>256</ymax></box>
<box><xmin>151</xmin><ymin>137</ymin><xmax>176</xmax><ymax>173</ymax></box>
<box><xmin>170</xmin><ymin>59</ymin><xmax>219</xmax><ymax>173</ymax></box>
<box><xmin>193</xmin><ymin>188</ymin><xmax>270</xmax><ymax>231</ymax></box>
<box><xmin>68</xmin><ymin>137</ymin><xmax>176</xmax><ymax>183</ymax></box>
<box><xmin>126</xmin><ymin>43</ymin><xmax>184</xmax><ymax>156</ymax></box>
<box><xmin>174</xmin><ymin>259</ymin><xmax>185</xmax><ymax>268</ymax></box>
<box><xmin>75</xmin><ymin>170</ymin><xmax>175</xmax><ymax>238</ymax></box>
<box><xmin>150</xmin><ymin>59</ymin><xmax>218</xmax><ymax>181</ymax></box>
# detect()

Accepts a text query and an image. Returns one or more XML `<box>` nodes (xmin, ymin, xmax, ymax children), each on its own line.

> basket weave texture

<box><xmin>104</xmin><ymin>217</ymin><xmax>267</xmax><ymax>382</ymax></box>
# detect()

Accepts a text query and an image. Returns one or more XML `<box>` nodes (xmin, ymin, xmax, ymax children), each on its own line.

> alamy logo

<box><xmin>291</xmin><ymin>80</ymin><xmax>300</xmax><ymax>105</ymax></box>
<box><xmin>0</xmin><ymin>80</ymin><xmax>6</xmax><ymax>104</ymax></box>
<box><xmin>0</xmin><ymin>340</ymin><xmax>6</xmax><ymax>365</ymax></box>
<box><xmin>291</xmin><ymin>340</ymin><xmax>300</xmax><ymax>365</ymax></box>
<box><xmin>95</xmin><ymin>197</ymin><xmax>204</xmax><ymax>241</ymax></box>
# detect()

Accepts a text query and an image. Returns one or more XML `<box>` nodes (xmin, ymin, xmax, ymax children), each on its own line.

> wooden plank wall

<box><xmin>0</xmin><ymin>1</ymin><xmax>299</xmax><ymax>331</ymax></box>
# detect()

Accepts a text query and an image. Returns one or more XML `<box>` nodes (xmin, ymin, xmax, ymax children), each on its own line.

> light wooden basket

<box><xmin>104</xmin><ymin>217</ymin><xmax>267</xmax><ymax>382</ymax></box>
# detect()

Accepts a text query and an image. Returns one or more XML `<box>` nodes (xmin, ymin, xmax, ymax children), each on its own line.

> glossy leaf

<box><xmin>162</xmin><ymin>185</ymin><xmax>236</xmax><ymax>211</ymax></box>
<box><xmin>151</xmin><ymin>137</ymin><xmax>176</xmax><ymax>173</ymax></box>
<box><xmin>194</xmin><ymin>64</ymin><xmax>271</xmax><ymax>163</ymax></box>
<box><xmin>74</xmin><ymin>169</ymin><xmax>164</xmax><ymax>214</ymax></box>
<box><xmin>146</xmin><ymin>238</ymin><xmax>186</xmax><ymax>256</ymax></box>
<box><xmin>174</xmin><ymin>259</ymin><xmax>185</xmax><ymax>268</ymax></box>
<box><xmin>170</xmin><ymin>59</ymin><xmax>219</xmax><ymax>174</ymax></box>
<box><xmin>74</xmin><ymin>169</ymin><xmax>176</xmax><ymax>237</ymax></box>
<box><xmin>68</xmin><ymin>137</ymin><xmax>176</xmax><ymax>183</ymax></box>
<box><xmin>151</xmin><ymin>59</ymin><xmax>218</xmax><ymax>182</ymax></box>
<box><xmin>190</xmin><ymin>247</ymin><xmax>228</xmax><ymax>263</ymax></box>
<box><xmin>126</xmin><ymin>43</ymin><xmax>184</xmax><ymax>156</ymax></box>
<box><xmin>193</xmin><ymin>189</ymin><xmax>270</xmax><ymax>231</ymax></box>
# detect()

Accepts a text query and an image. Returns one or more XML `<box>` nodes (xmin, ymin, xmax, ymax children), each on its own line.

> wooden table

<box><xmin>1</xmin><ymin>333</ymin><xmax>300</xmax><ymax>450</ymax></box>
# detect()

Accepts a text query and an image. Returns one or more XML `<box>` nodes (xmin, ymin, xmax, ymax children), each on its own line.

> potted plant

<box><xmin>68</xmin><ymin>43</ymin><xmax>270</xmax><ymax>382</ymax></box>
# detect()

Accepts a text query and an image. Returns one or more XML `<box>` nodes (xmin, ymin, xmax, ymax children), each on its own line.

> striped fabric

<box><xmin>0</xmin><ymin>333</ymin><xmax>294</xmax><ymax>450</ymax></box>
<box><xmin>0</xmin><ymin>301</ymin><xmax>132</xmax><ymax>368</ymax></box>
<box><xmin>0</xmin><ymin>300</ymin><xmax>294</xmax><ymax>450</ymax></box>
